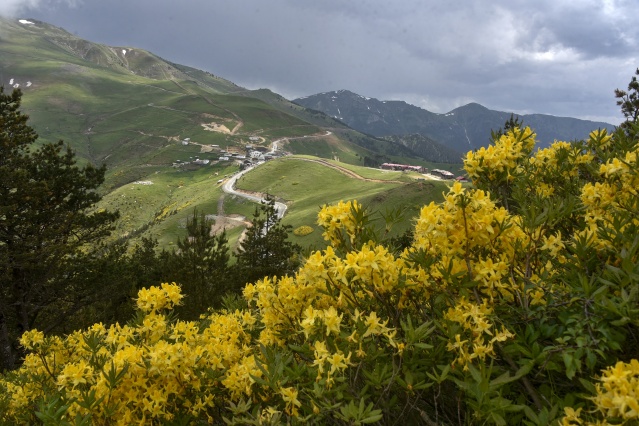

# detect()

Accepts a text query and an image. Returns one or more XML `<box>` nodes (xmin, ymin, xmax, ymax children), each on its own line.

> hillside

<box><xmin>1</xmin><ymin>18</ymin><xmax>440</xmax><ymax>188</ymax></box>
<box><xmin>0</xmin><ymin>17</ymin><xmax>321</xmax><ymax>186</ymax></box>
<box><xmin>382</xmin><ymin>133</ymin><xmax>462</xmax><ymax>163</ymax></box>
<box><xmin>1</xmin><ymin>17</ymin><xmax>456</xmax><ymax>249</ymax></box>
<box><xmin>293</xmin><ymin>90</ymin><xmax>616</xmax><ymax>153</ymax></box>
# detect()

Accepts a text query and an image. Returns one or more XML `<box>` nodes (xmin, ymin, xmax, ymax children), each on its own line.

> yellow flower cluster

<box><xmin>312</xmin><ymin>340</ymin><xmax>352</xmax><ymax>386</ymax></box>
<box><xmin>317</xmin><ymin>200</ymin><xmax>362</xmax><ymax>246</ymax></box>
<box><xmin>464</xmin><ymin>126</ymin><xmax>535</xmax><ymax>183</ymax></box>
<box><xmin>413</xmin><ymin>182</ymin><xmax>516</xmax><ymax>257</ymax></box>
<box><xmin>444</xmin><ymin>298</ymin><xmax>514</xmax><ymax>370</ymax></box>
<box><xmin>410</xmin><ymin>181</ymin><xmax>527</xmax><ymax>301</ymax></box>
<box><xmin>579</xmin><ymin>130</ymin><xmax>639</xmax><ymax>249</ymax></box>
<box><xmin>593</xmin><ymin>359</ymin><xmax>639</xmax><ymax>421</ymax></box>
<box><xmin>562</xmin><ymin>359</ymin><xmax>639</xmax><ymax>425</ymax></box>
<box><xmin>136</xmin><ymin>282</ymin><xmax>184</xmax><ymax>313</ymax></box>
<box><xmin>525</xmin><ymin>140</ymin><xmax>594</xmax><ymax>200</ymax></box>
<box><xmin>2</xmin><ymin>285</ymin><xmax>258</xmax><ymax>424</ymax></box>
<box><xmin>244</xmin><ymin>273</ymin><xmax>332</xmax><ymax>346</ymax></box>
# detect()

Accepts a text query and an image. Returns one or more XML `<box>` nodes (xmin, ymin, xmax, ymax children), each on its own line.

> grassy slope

<box><xmin>1</xmin><ymin>19</ymin><xmax>321</xmax><ymax>183</ymax></box>
<box><xmin>234</xmin><ymin>157</ymin><xmax>451</xmax><ymax>249</ymax></box>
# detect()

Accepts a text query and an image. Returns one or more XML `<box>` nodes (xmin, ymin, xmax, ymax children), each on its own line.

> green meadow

<box><xmin>234</xmin><ymin>157</ymin><xmax>451</xmax><ymax>249</ymax></box>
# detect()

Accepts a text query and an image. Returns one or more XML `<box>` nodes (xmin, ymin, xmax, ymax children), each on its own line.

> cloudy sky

<box><xmin>2</xmin><ymin>0</ymin><xmax>638</xmax><ymax>124</ymax></box>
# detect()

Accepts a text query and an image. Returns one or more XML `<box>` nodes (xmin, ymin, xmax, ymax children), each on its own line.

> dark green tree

<box><xmin>490</xmin><ymin>112</ymin><xmax>523</xmax><ymax>141</ymax></box>
<box><xmin>53</xmin><ymin>237</ymin><xmax>168</xmax><ymax>333</ymax></box>
<box><xmin>615</xmin><ymin>67</ymin><xmax>639</xmax><ymax>133</ymax></box>
<box><xmin>0</xmin><ymin>87</ymin><xmax>118</xmax><ymax>370</ymax></box>
<box><xmin>232</xmin><ymin>196</ymin><xmax>301</xmax><ymax>287</ymax></box>
<box><xmin>162</xmin><ymin>210</ymin><xmax>231</xmax><ymax>319</ymax></box>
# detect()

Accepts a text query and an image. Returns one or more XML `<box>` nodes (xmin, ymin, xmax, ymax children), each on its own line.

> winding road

<box><xmin>222</xmin><ymin>166</ymin><xmax>288</xmax><ymax>219</ymax></box>
<box><xmin>219</xmin><ymin>131</ymin><xmax>332</xmax><ymax>219</ymax></box>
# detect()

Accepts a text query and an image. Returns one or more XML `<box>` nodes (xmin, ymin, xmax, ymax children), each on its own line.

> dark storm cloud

<box><xmin>7</xmin><ymin>0</ymin><xmax>638</xmax><ymax>123</ymax></box>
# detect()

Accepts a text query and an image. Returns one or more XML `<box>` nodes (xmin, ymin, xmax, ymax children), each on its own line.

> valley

<box><xmin>4</xmin><ymin>16</ymin><xmax>610</xmax><ymax>253</ymax></box>
<box><xmin>1</xmin><ymin>16</ymin><xmax>464</xmax><ymax>250</ymax></box>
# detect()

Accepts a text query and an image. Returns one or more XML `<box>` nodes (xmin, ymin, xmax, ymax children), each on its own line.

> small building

<box><xmin>380</xmin><ymin>163</ymin><xmax>425</xmax><ymax>173</ymax></box>
<box><xmin>219</xmin><ymin>156</ymin><xmax>230</xmax><ymax>161</ymax></box>
<box><xmin>431</xmin><ymin>169</ymin><xmax>455</xmax><ymax>179</ymax></box>
<box><xmin>193</xmin><ymin>159</ymin><xmax>210</xmax><ymax>165</ymax></box>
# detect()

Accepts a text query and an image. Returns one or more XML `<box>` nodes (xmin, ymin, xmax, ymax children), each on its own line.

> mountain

<box><xmin>381</xmin><ymin>134</ymin><xmax>462</xmax><ymax>164</ymax></box>
<box><xmin>0</xmin><ymin>17</ymin><xmax>338</xmax><ymax>186</ymax></box>
<box><xmin>293</xmin><ymin>90</ymin><xmax>616</xmax><ymax>153</ymax></box>
<box><xmin>1</xmin><ymin>18</ymin><xmax>439</xmax><ymax>182</ymax></box>
<box><xmin>1</xmin><ymin>17</ymin><xmax>467</xmax><ymax>249</ymax></box>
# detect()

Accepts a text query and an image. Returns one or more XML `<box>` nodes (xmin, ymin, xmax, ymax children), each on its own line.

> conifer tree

<box><xmin>233</xmin><ymin>196</ymin><xmax>301</xmax><ymax>287</ymax></box>
<box><xmin>615</xmin><ymin>67</ymin><xmax>639</xmax><ymax>130</ymax></box>
<box><xmin>164</xmin><ymin>210</ymin><xmax>231</xmax><ymax>318</ymax></box>
<box><xmin>0</xmin><ymin>87</ymin><xmax>118</xmax><ymax>370</ymax></box>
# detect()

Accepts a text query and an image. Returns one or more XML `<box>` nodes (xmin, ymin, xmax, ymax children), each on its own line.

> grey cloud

<box><xmin>0</xmin><ymin>0</ymin><xmax>81</xmax><ymax>17</ymax></box>
<box><xmin>17</xmin><ymin>0</ymin><xmax>637</xmax><ymax>124</ymax></box>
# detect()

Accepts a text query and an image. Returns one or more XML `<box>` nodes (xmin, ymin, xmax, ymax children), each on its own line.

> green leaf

<box><xmin>578</xmin><ymin>377</ymin><xmax>596</xmax><ymax>394</ymax></box>
<box><xmin>563</xmin><ymin>352</ymin><xmax>577</xmax><ymax>379</ymax></box>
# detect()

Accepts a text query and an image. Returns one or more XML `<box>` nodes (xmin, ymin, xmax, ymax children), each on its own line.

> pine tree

<box><xmin>490</xmin><ymin>113</ymin><xmax>523</xmax><ymax>141</ymax></box>
<box><xmin>163</xmin><ymin>210</ymin><xmax>231</xmax><ymax>319</ymax></box>
<box><xmin>0</xmin><ymin>87</ymin><xmax>118</xmax><ymax>370</ymax></box>
<box><xmin>233</xmin><ymin>196</ymin><xmax>301</xmax><ymax>288</ymax></box>
<box><xmin>615</xmin><ymin>67</ymin><xmax>639</xmax><ymax>133</ymax></box>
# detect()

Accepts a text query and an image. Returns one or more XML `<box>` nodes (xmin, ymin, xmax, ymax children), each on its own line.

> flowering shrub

<box><xmin>293</xmin><ymin>225</ymin><xmax>314</xmax><ymax>236</ymax></box>
<box><xmin>1</xmin><ymin>123</ymin><xmax>638</xmax><ymax>425</ymax></box>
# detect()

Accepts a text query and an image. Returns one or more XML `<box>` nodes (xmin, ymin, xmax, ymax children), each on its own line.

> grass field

<box><xmin>234</xmin><ymin>157</ymin><xmax>451</xmax><ymax>249</ymax></box>
<box><xmin>97</xmin><ymin>163</ymin><xmax>240</xmax><ymax>247</ymax></box>
<box><xmin>96</xmin><ymin>153</ymin><xmax>456</xmax><ymax>252</ymax></box>
<box><xmin>289</xmin><ymin>156</ymin><xmax>415</xmax><ymax>181</ymax></box>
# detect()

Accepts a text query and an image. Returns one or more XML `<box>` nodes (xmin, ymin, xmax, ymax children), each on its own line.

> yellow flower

<box><xmin>362</xmin><ymin>311</ymin><xmax>391</xmax><ymax>338</ymax></box>
<box><xmin>19</xmin><ymin>329</ymin><xmax>45</xmax><ymax>350</ymax></box>
<box><xmin>322</xmin><ymin>306</ymin><xmax>343</xmax><ymax>336</ymax></box>
<box><xmin>327</xmin><ymin>351</ymin><xmax>352</xmax><ymax>375</ymax></box>
<box><xmin>280</xmin><ymin>387</ymin><xmax>301</xmax><ymax>416</ymax></box>
<box><xmin>57</xmin><ymin>360</ymin><xmax>93</xmax><ymax>389</ymax></box>
<box><xmin>136</xmin><ymin>283</ymin><xmax>183</xmax><ymax>313</ymax></box>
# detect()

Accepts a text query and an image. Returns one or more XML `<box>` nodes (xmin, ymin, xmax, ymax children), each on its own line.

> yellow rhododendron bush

<box><xmin>1</xmin><ymin>124</ymin><xmax>639</xmax><ymax>425</ymax></box>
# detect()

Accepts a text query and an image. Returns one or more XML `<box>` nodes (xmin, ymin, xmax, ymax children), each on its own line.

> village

<box><xmin>170</xmin><ymin>135</ymin><xmax>464</xmax><ymax>183</ymax></box>
<box><xmin>379</xmin><ymin>162</ymin><xmax>467</xmax><ymax>181</ymax></box>
<box><xmin>171</xmin><ymin>135</ymin><xmax>284</xmax><ymax>170</ymax></box>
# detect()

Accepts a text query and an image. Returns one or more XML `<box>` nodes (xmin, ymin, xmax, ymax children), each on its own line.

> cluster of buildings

<box><xmin>380</xmin><ymin>163</ymin><xmax>426</xmax><ymax>173</ymax></box>
<box><xmin>173</xmin><ymin>139</ymin><xmax>282</xmax><ymax>169</ymax></box>
<box><xmin>380</xmin><ymin>163</ymin><xmax>465</xmax><ymax>181</ymax></box>
<box><xmin>430</xmin><ymin>169</ymin><xmax>456</xmax><ymax>179</ymax></box>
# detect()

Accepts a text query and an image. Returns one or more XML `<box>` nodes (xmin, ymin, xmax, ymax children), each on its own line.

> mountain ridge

<box><xmin>2</xmin><ymin>17</ymin><xmax>444</xmax><ymax>182</ymax></box>
<box><xmin>293</xmin><ymin>90</ymin><xmax>616</xmax><ymax>153</ymax></box>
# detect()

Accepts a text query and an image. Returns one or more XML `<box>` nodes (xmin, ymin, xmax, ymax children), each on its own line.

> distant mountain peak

<box><xmin>294</xmin><ymin>90</ymin><xmax>615</xmax><ymax>153</ymax></box>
